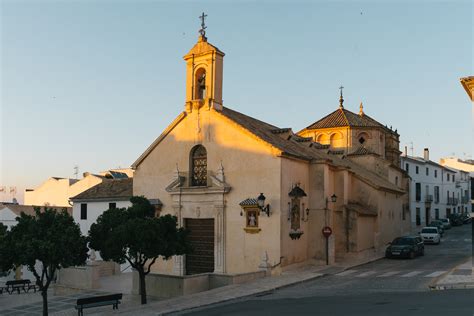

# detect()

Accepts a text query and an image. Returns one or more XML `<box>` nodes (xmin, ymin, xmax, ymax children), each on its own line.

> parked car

<box><xmin>448</xmin><ymin>214</ymin><xmax>463</xmax><ymax>226</ymax></box>
<box><xmin>385</xmin><ymin>236</ymin><xmax>424</xmax><ymax>259</ymax></box>
<box><xmin>439</xmin><ymin>218</ymin><xmax>451</xmax><ymax>230</ymax></box>
<box><xmin>428</xmin><ymin>220</ymin><xmax>445</xmax><ymax>236</ymax></box>
<box><xmin>461</xmin><ymin>213</ymin><xmax>472</xmax><ymax>224</ymax></box>
<box><xmin>419</xmin><ymin>227</ymin><xmax>441</xmax><ymax>244</ymax></box>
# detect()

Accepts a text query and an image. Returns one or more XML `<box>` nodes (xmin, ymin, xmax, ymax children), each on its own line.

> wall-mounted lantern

<box><xmin>257</xmin><ymin>193</ymin><xmax>271</xmax><ymax>217</ymax></box>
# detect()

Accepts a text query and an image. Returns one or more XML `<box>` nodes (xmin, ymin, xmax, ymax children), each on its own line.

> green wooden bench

<box><xmin>75</xmin><ymin>293</ymin><xmax>122</xmax><ymax>316</ymax></box>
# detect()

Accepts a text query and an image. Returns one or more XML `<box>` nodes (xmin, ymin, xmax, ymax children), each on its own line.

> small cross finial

<box><xmin>339</xmin><ymin>85</ymin><xmax>344</xmax><ymax>108</ymax></box>
<box><xmin>199</xmin><ymin>12</ymin><xmax>208</xmax><ymax>38</ymax></box>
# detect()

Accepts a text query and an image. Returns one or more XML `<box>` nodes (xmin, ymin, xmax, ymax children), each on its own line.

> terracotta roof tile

<box><xmin>70</xmin><ymin>178</ymin><xmax>133</xmax><ymax>201</ymax></box>
<box><xmin>347</xmin><ymin>146</ymin><xmax>380</xmax><ymax>157</ymax></box>
<box><xmin>218</xmin><ymin>107</ymin><xmax>404</xmax><ymax>194</ymax></box>
<box><xmin>304</xmin><ymin>108</ymin><xmax>388</xmax><ymax>130</ymax></box>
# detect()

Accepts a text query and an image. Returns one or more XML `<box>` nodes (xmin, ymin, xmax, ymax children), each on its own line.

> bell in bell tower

<box><xmin>183</xmin><ymin>13</ymin><xmax>225</xmax><ymax>112</ymax></box>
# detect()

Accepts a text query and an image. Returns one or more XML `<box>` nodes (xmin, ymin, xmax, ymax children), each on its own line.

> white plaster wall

<box><xmin>72</xmin><ymin>200</ymin><xmax>131</xmax><ymax>236</ymax></box>
<box><xmin>440</xmin><ymin>157</ymin><xmax>474</xmax><ymax>173</ymax></box>
<box><xmin>0</xmin><ymin>207</ymin><xmax>18</xmax><ymax>229</ymax></box>
<box><xmin>24</xmin><ymin>178</ymin><xmax>71</xmax><ymax>207</ymax></box>
<box><xmin>24</xmin><ymin>175</ymin><xmax>104</xmax><ymax>208</ymax></box>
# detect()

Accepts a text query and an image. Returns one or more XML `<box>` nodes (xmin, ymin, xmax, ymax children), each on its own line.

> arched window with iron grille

<box><xmin>191</xmin><ymin>145</ymin><xmax>207</xmax><ymax>186</ymax></box>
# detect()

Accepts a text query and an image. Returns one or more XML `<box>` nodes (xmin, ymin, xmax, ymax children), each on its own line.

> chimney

<box><xmin>404</xmin><ymin>146</ymin><xmax>408</xmax><ymax>156</ymax></box>
<box><xmin>423</xmin><ymin>148</ymin><xmax>429</xmax><ymax>161</ymax></box>
<box><xmin>83</xmin><ymin>172</ymin><xmax>91</xmax><ymax>178</ymax></box>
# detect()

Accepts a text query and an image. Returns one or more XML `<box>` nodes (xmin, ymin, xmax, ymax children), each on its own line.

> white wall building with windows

<box><xmin>70</xmin><ymin>178</ymin><xmax>134</xmax><ymax>237</ymax></box>
<box><xmin>401</xmin><ymin>149</ymin><xmax>459</xmax><ymax>230</ymax></box>
<box><xmin>440</xmin><ymin>157</ymin><xmax>473</xmax><ymax>213</ymax></box>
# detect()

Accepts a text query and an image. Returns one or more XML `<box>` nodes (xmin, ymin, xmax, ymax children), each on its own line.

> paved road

<box><xmin>184</xmin><ymin>289</ymin><xmax>474</xmax><ymax>316</ymax></box>
<box><xmin>184</xmin><ymin>224</ymin><xmax>473</xmax><ymax>315</ymax></box>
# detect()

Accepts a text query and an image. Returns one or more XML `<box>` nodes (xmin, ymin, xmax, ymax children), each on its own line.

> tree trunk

<box><xmin>41</xmin><ymin>288</ymin><xmax>48</xmax><ymax>316</ymax></box>
<box><xmin>138</xmin><ymin>269</ymin><xmax>147</xmax><ymax>304</ymax></box>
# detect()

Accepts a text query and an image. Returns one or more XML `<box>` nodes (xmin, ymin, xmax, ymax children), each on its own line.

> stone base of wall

<box><xmin>96</xmin><ymin>260</ymin><xmax>121</xmax><ymax>277</ymax></box>
<box><xmin>132</xmin><ymin>270</ymin><xmax>266</xmax><ymax>299</ymax></box>
<box><xmin>55</xmin><ymin>263</ymin><xmax>101</xmax><ymax>294</ymax></box>
<box><xmin>336</xmin><ymin>247</ymin><xmax>385</xmax><ymax>264</ymax></box>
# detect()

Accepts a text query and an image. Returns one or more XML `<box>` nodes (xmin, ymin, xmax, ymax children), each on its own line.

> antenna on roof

<box><xmin>409</xmin><ymin>142</ymin><xmax>414</xmax><ymax>156</ymax></box>
<box><xmin>74</xmin><ymin>165</ymin><xmax>79</xmax><ymax>179</ymax></box>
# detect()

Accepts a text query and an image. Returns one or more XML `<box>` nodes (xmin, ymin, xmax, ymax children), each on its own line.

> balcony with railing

<box><xmin>425</xmin><ymin>195</ymin><xmax>433</xmax><ymax>203</ymax></box>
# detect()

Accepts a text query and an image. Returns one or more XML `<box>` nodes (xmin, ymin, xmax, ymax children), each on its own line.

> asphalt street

<box><xmin>183</xmin><ymin>224</ymin><xmax>473</xmax><ymax>316</ymax></box>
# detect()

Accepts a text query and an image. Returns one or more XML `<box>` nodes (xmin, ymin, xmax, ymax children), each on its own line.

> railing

<box><xmin>447</xmin><ymin>197</ymin><xmax>454</xmax><ymax>205</ymax></box>
<box><xmin>425</xmin><ymin>195</ymin><xmax>433</xmax><ymax>203</ymax></box>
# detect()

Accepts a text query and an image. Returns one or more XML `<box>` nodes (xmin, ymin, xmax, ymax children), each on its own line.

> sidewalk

<box><xmin>107</xmin><ymin>252</ymin><xmax>384</xmax><ymax>316</ymax></box>
<box><xmin>431</xmin><ymin>257</ymin><xmax>474</xmax><ymax>290</ymax></box>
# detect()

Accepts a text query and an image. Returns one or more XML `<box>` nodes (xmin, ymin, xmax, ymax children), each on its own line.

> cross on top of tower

<box><xmin>199</xmin><ymin>12</ymin><xmax>208</xmax><ymax>38</ymax></box>
<box><xmin>339</xmin><ymin>85</ymin><xmax>344</xmax><ymax>108</ymax></box>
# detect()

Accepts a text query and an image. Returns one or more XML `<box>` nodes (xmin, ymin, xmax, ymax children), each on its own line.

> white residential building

<box><xmin>70</xmin><ymin>178</ymin><xmax>134</xmax><ymax>236</ymax></box>
<box><xmin>439</xmin><ymin>157</ymin><xmax>472</xmax><ymax>213</ymax></box>
<box><xmin>70</xmin><ymin>178</ymin><xmax>147</xmax><ymax>273</ymax></box>
<box><xmin>24</xmin><ymin>169</ymin><xmax>133</xmax><ymax>208</ymax></box>
<box><xmin>401</xmin><ymin>149</ymin><xmax>461</xmax><ymax>230</ymax></box>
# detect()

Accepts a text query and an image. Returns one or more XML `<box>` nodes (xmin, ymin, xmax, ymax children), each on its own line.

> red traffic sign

<box><xmin>322</xmin><ymin>226</ymin><xmax>332</xmax><ymax>238</ymax></box>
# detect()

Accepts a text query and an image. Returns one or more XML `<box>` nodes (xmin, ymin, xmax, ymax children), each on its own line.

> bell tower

<box><xmin>183</xmin><ymin>13</ymin><xmax>225</xmax><ymax>112</ymax></box>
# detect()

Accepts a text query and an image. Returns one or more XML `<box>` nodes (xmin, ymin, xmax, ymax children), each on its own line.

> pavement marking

<box><xmin>400</xmin><ymin>271</ymin><xmax>423</xmax><ymax>277</ymax></box>
<box><xmin>335</xmin><ymin>269</ymin><xmax>358</xmax><ymax>276</ymax></box>
<box><xmin>355</xmin><ymin>271</ymin><xmax>377</xmax><ymax>278</ymax></box>
<box><xmin>464</xmin><ymin>239</ymin><xmax>472</xmax><ymax>242</ymax></box>
<box><xmin>377</xmin><ymin>271</ymin><xmax>401</xmax><ymax>277</ymax></box>
<box><xmin>425</xmin><ymin>271</ymin><xmax>447</xmax><ymax>278</ymax></box>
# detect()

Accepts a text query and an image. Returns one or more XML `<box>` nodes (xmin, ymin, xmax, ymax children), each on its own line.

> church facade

<box><xmin>132</xmin><ymin>32</ymin><xmax>410</xmax><ymax>278</ymax></box>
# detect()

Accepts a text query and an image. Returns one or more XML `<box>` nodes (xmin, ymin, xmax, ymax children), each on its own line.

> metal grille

<box><xmin>192</xmin><ymin>145</ymin><xmax>207</xmax><ymax>186</ymax></box>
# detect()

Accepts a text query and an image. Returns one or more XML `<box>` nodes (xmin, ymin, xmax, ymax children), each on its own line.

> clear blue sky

<box><xmin>1</xmin><ymin>0</ymin><xmax>472</xmax><ymax>202</ymax></box>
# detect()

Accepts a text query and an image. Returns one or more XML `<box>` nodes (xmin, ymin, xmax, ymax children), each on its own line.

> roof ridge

<box><xmin>340</xmin><ymin>108</ymin><xmax>351</xmax><ymax>126</ymax></box>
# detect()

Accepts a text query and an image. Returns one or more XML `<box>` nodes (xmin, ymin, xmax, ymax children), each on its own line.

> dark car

<box><xmin>461</xmin><ymin>213</ymin><xmax>472</xmax><ymax>224</ymax></box>
<box><xmin>448</xmin><ymin>214</ymin><xmax>463</xmax><ymax>226</ymax></box>
<box><xmin>385</xmin><ymin>236</ymin><xmax>424</xmax><ymax>259</ymax></box>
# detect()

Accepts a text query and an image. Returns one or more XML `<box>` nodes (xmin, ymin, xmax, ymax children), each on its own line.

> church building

<box><xmin>132</xmin><ymin>20</ymin><xmax>410</xmax><ymax>281</ymax></box>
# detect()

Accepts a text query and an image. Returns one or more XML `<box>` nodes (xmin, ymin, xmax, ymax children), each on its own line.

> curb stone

<box><xmin>428</xmin><ymin>257</ymin><xmax>473</xmax><ymax>290</ymax></box>
<box><xmin>159</xmin><ymin>273</ymin><xmax>326</xmax><ymax>316</ymax></box>
<box><xmin>429</xmin><ymin>283</ymin><xmax>474</xmax><ymax>291</ymax></box>
<box><xmin>159</xmin><ymin>254</ymin><xmax>385</xmax><ymax>315</ymax></box>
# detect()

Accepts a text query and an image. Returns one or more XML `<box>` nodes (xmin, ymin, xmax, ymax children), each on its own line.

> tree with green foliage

<box><xmin>0</xmin><ymin>223</ymin><xmax>11</xmax><ymax>277</ymax></box>
<box><xmin>88</xmin><ymin>196</ymin><xmax>192</xmax><ymax>304</ymax></box>
<box><xmin>0</xmin><ymin>208</ymin><xmax>88</xmax><ymax>316</ymax></box>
